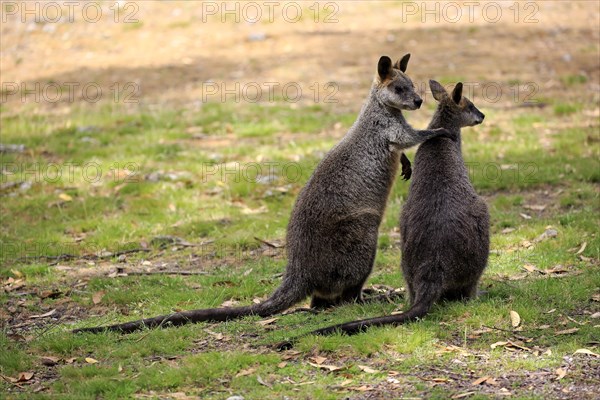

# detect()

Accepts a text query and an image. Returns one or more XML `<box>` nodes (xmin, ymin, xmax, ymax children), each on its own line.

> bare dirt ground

<box><xmin>1</xmin><ymin>1</ymin><xmax>599</xmax><ymax>115</ymax></box>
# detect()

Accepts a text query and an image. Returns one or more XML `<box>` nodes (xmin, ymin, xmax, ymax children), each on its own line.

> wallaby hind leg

<box><xmin>405</xmin><ymin>280</ymin><xmax>416</xmax><ymax>306</ymax></box>
<box><xmin>310</xmin><ymin>296</ymin><xmax>338</xmax><ymax>310</ymax></box>
<box><xmin>440</xmin><ymin>289</ymin><xmax>467</xmax><ymax>302</ymax></box>
<box><xmin>339</xmin><ymin>284</ymin><xmax>364</xmax><ymax>304</ymax></box>
<box><xmin>441</xmin><ymin>285</ymin><xmax>479</xmax><ymax>302</ymax></box>
<box><xmin>311</xmin><ymin>283</ymin><xmax>364</xmax><ymax>309</ymax></box>
<box><xmin>462</xmin><ymin>284</ymin><xmax>480</xmax><ymax>300</ymax></box>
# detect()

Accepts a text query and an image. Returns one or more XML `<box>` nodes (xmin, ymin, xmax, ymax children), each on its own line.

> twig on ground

<box><xmin>123</xmin><ymin>270</ymin><xmax>208</xmax><ymax>276</ymax></box>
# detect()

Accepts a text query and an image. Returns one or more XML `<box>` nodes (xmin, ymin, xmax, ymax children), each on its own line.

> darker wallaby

<box><xmin>74</xmin><ymin>56</ymin><xmax>450</xmax><ymax>334</ymax></box>
<box><xmin>303</xmin><ymin>80</ymin><xmax>489</xmax><ymax>337</ymax></box>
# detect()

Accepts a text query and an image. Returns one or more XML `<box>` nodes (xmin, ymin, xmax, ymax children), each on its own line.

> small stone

<box><xmin>248</xmin><ymin>32</ymin><xmax>266</xmax><ymax>41</ymax></box>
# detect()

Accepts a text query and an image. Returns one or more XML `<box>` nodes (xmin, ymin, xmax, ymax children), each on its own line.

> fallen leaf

<box><xmin>308</xmin><ymin>362</ymin><xmax>342</xmax><ymax>372</ymax></box>
<box><xmin>92</xmin><ymin>291</ymin><xmax>105</xmax><ymax>305</ymax></box>
<box><xmin>452</xmin><ymin>392</ymin><xmax>476</xmax><ymax>399</ymax></box>
<box><xmin>522</xmin><ymin>264</ymin><xmax>539</xmax><ymax>273</ymax></box>
<box><xmin>30</xmin><ymin>309</ymin><xmax>56</xmax><ymax>319</ymax></box>
<box><xmin>574</xmin><ymin>349</ymin><xmax>600</xmax><ymax>358</ymax></box>
<box><xmin>241</xmin><ymin>205</ymin><xmax>268</xmax><ymax>215</ymax></box>
<box><xmin>0</xmin><ymin>374</ymin><xmax>17</xmax><ymax>383</ymax></box>
<box><xmin>357</xmin><ymin>365</ymin><xmax>379</xmax><ymax>374</ymax></box>
<box><xmin>256</xmin><ymin>317</ymin><xmax>278</xmax><ymax>327</ymax></box>
<box><xmin>501</xmin><ymin>228</ymin><xmax>515</xmax><ymax>234</ymax></box>
<box><xmin>220</xmin><ymin>299</ymin><xmax>239</xmax><ymax>307</ymax></box>
<box><xmin>309</xmin><ymin>356</ymin><xmax>327</xmax><ymax>365</ymax></box>
<box><xmin>575</xmin><ymin>242</ymin><xmax>587</xmax><ymax>255</ymax></box>
<box><xmin>543</xmin><ymin>265</ymin><xmax>571</xmax><ymax>275</ymax></box>
<box><xmin>510</xmin><ymin>311</ymin><xmax>521</xmax><ymax>328</ymax></box>
<box><xmin>555</xmin><ymin>368</ymin><xmax>567</xmax><ymax>380</ymax></box>
<box><xmin>10</xmin><ymin>269</ymin><xmax>23</xmax><ymax>278</ymax></box>
<box><xmin>353</xmin><ymin>385</ymin><xmax>373</xmax><ymax>392</ymax></box>
<box><xmin>490</xmin><ymin>340</ymin><xmax>531</xmax><ymax>352</ymax></box>
<box><xmin>523</xmin><ymin>204</ymin><xmax>546</xmax><ymax>211</ymax></box>
<box><xmin>555</xmin><ymin>328</ymin><xmax>579</xmax><ymax>335</ymax></box>
<box><xmin>254</xmin><ymin>237</ymin><xmax>284</xmax><ymax>248</ymax></box>
<box><xmin>16</xmin><ymin>372</ymin><xmax>34</xmax><ymax>382</ymax></box>
<box><xmin>277</xmin><ymin>362</ymin><xmax>287</xmax><ymax>368</ymax></box>
<box><xmin>256</xmin><ymin>375</ymin><xmax>272</xmax><ymax>388</ymax></box>
<box><xmin>472</xmin><ymin>376</ymin><xmax>490</xmax><ymax>386</ymax></box>
<box><xmin>203</xmin><ymin>329</ymin><xmax>224</xmax><ymax>340</ymax></box>
<box><xmin>85</xmin><ymin>357</ymin><xmax>98</xmax><ymax>364</ymax></box>
<box><xmin>421</xmin><ymin>376</ymin><xmax>451</xmax><ymax>384</ymax></box>
<box><xmin>168</xmin><ymin>392</ymin><xmax>194</xmax><ymax>400</ymax></box>
<box><xmin>58</xmin><ymin>193</ymin><xmax>73</xmax><ymax>202</ymax></box>
<box><xmin>520</xmin><ymin>213</ymin><xmax>532</xmax><ymax>220</ymax></box>
<box><xmin>281</xmin><ymin>350</ymin><xmax>301</xmax><ymax>360</ymax></box>
<box><xmin>65</xmin><ymin>358</ymin><xmax>77</xmax><ymax>364</ymax></box>
<box><xmin>521</xmin><ymin>240</ymin><xmax>533</xmax><ymax>248</ymax></box>
<box><xmin>235</xmin><ymin>367</ymin><xmax>256</xmax><ymax>377</ymax></box>
<box><xmin>293</xmin><ymin>380</ymin><xmax>316</xmax><ymax>386</ymax></box>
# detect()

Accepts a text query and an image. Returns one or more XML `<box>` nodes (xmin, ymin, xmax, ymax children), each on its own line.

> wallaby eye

<box><xmin>394</xmin><ymin>86</ymin><xmax>403</xmax><ymax>95</ymax></box>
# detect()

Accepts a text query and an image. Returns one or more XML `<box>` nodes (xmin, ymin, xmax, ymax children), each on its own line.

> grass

<box><xmin>1</xmin><ymin>84</ymin><xmax>599</xmax><ymax>398</ymax></box>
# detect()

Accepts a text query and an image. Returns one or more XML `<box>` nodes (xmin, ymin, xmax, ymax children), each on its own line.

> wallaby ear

<box><xmin>429</xmin><ymin>80</ymin><xmax>448</xmax><ymax>102</ymax></box>
<box><xmin>377</xmin><ymin>56</ymin><xmax>393</xmax><ymax>81</ymax></box>
<box><xmin>393</xmin><ymin>53</ymin><xmax>411</xmax><ymax>72</ymax></box>
<box><xmin>451</xmin><ymin>82</ymin><xmax>463</xmax><ymax>104</ymax></box>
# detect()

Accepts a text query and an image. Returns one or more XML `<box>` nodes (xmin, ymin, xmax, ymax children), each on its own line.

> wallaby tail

<box><xmin>276</xmin><ymin>278</ymin><xmax>440</xmax><ymax>350</ymax></box>
<box><xmin>74</xmin><ymin>272</ymin><xmax>307</xmax><ymax>334</ymax></box>
<box><xmin>309</xmin><ymin>273</ymin><xmax>442</xmax><ymax>337</ymax></box>
<box><xmin>310</xmin><ymin>297</ymin><xmax>432</xmax><ymax>337</ymax></box>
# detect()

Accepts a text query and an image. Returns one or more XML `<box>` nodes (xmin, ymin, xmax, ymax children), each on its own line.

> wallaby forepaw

<box><xmin>400</xmin><ymin>153</ymin><xmax>412</xmax><ymax>181</ymax></box>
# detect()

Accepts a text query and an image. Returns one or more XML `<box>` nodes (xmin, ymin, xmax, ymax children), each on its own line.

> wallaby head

<box><xmin>375</xmin><ymin>54</ymin><xmax>423</xmax><ymax>111</ymax></box>
<box><xmin>429</xmin><ymin>80</ymin><xmax>485</xmax><ymax>127</ymax></box>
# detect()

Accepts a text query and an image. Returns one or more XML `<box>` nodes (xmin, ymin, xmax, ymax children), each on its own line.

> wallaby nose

<box><xmin>414</xmin><ymin>98</ymin><xmax>423</xmax><ymax>108</ymax></box>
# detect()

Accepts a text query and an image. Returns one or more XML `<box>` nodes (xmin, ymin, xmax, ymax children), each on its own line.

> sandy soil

<box><xmin>1</xmin><ymin>1</ymin><xmax>599</xmax><ymax>115</ymax></box>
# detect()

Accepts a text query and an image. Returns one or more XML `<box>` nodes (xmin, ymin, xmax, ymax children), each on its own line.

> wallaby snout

<box><xmin>474</xmin><ymin>112</ymin><xmax>485</xmax><ymax>125</ymax></box>
<box><xmin>414</xmin><ymin>98</ymin><xmax>423</xmax><ymax>109</ymax></box>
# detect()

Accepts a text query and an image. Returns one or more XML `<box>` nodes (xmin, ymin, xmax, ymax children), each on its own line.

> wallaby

<box><xmin>74</xmin><ymin>56</ymin><xmax>451</xmax><ymax>334</ymax></box>
<box><xmin>301</xmin><ymin>80</ymin><xmax>489</xmax><ymax>338</ymax></box>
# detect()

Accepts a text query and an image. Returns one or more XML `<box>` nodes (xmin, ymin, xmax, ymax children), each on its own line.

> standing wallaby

<box><xmin>302</xmin><ymin>80</ymin><xmax>489</xmax><ymax>337</ymax></box>
<box><xmin>74</xmin><ymin>56</ymin><xmax>451</xmax><ymax>334</ymax></box>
